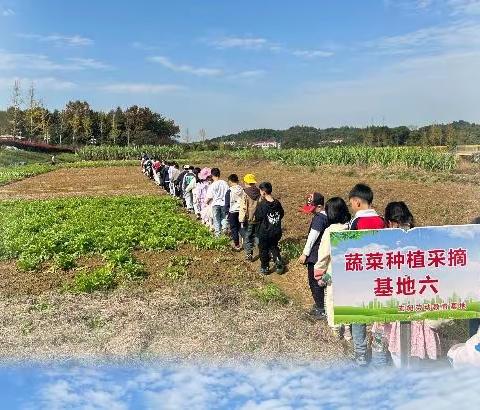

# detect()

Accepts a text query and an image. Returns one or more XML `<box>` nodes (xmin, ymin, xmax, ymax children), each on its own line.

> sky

<box><xmin>332</xmin><ymin>225</ymin><xmax>480</xmax><ymax>306</ymax></box>
<box><xmin>1</xmin><ymin>0</ymin><xmax>480</xmax><ymax>138</ymax></box>
<box><xmin>1</xmin><ymin>361</ymin><xmax>479</xmax><ymax>409</ymax></box>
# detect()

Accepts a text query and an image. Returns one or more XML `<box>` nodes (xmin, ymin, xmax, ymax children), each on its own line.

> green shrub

<box><xmin>69</xmin><ymin>264</ymin><xmax>116</xmax><ymax>293</ymax></box>
<box><xmin>161</xmin><ymin>256</ymin><xmax>193</xmax><ymax>280</ymax></box>
<box><xmin>251</xmin><ymin>284</ymin><xmax>289</xmax><ymax>305</ymax></box>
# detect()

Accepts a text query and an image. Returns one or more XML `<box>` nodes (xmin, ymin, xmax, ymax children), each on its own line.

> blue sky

<box><xmin>332</xmin><ymin>225</ymin><xmax>480</xmax><ymax>306</ymax></box>
<box><xmin>1</xmin><ymin>361</ymin><xmax>479</xmax><ymax>409</ymax></box>
<box><xmin>1</xmin><ymin>0</ymin><xmax>480</xmax><ymax>138</ymax></box>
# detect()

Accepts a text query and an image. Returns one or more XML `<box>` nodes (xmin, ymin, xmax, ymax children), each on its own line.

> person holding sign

<box><xmin>348</xmin><ymin>183</ymin><xmax>386</xmax><ymax>367</ymax></box>
<box><xmin>314</xmin><ymin>197</ymin><xmax>351</xmax><ymax>333</ymax></box>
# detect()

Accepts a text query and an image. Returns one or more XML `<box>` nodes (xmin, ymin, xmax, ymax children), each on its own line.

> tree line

<box><xmin>0</xmin><ymin>81</ymin><xmax>180</xmax><ymax>146</ymax></box>
<box><xmin>212</xmin><ymin>122</ymin><xmax>480</xmax><ymax>149</ymax></box>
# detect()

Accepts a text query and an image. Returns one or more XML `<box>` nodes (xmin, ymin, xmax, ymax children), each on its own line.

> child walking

<box><xmin>254</xmin><ymin>182</ymin><xmax>285</xmax><ymax>275</ymax></box>
<box><xmin>239</xmin><ymin>174</ymin><xmax>261</xmax><ymax>261</ymax></box>
<box><xmin>298</xmin><ymin>192</ymin><xmax>329</xmax><ymax>320</ymax></box>
<box><xmin>205</xmin><ymin>168</ymin><xmax>229</xmax><ymax>237</ymax></box>
<box><xmin>225</xmin><ymin>174</ymin><xmax>244</xmax><ymax>251</ymax></box>
<box><xmin>182</xmin><ymin>166</ymin><xmax>196</xmax><ymax>212</ymax></box>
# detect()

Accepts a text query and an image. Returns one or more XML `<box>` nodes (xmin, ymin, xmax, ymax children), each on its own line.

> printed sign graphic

<box><xmin>331</xmin><ymin>225</ymin><xmax>480</xmax><ymax>324</ymax></box>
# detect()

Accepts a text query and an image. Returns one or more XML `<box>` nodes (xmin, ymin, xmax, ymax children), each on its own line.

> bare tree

<box><xmin>199</xmin><ymin>128</ymin><xmax>207</xmax><ymax>142</ymax></box>
<box><xmin>184</xmin><ymin>127</ymin><xmax>190</xmax><ymax>144</ymax></box>
<box><xmin>9</xmin><ymin>80</ymin><xmax>23</xmax><ymax>137</ymax></box>
<box><xmin>25</xmin><ymin>83</ymin><xmax>42</xmax><ymax>139</ymax></box>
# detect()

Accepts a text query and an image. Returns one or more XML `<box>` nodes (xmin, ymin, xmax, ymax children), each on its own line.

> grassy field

<box><xmin>334</xmin><ymin>304</ymin><xmax>480</xmax><ymax>324</ymax></box>
<box><xmin>0</xmin><ymin>148</ymin><xmax>76</xmax><ymax>166</ymax></box>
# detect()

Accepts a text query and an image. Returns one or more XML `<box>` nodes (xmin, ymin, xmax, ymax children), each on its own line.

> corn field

<box><xmin>77</xmin><ymin>145</ymin><xmax>184</xmax><ymax>161</ymax></box>
<box><xmin>230</xmin><ymin>147</ymin><xmax>457</xmax><ymax>171</ymax></box>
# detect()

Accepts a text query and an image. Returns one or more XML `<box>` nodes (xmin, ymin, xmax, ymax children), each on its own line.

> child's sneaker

<box><xmin>308</xmin><ymin>306</ymin><xmax>326</xmax><ymax>320</ymax></box>
<box><xmin>343</xmin><ymin>325</ymin><xmax>352</xmax><ymax>341</ymax></box>
<box><xmin>260</xmin><ymin>267</ymin><xmax>270</xmax><ymax>275</ymax></box>
<box><xmin>275</xmin><ymin>259</ymin><xmax>285</xmax><ymax>275</ymax></box>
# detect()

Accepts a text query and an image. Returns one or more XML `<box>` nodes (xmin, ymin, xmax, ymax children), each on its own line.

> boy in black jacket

<box><xmin>254</xmin><ymin>182</ymin><xmax>285</xmax><ymax>275</ymax></box>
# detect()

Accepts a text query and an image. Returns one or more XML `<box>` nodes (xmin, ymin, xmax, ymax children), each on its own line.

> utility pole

<box><xmin>199</xmin><ymin>128</ymin><xmax>206</xmax><ymax>142</ymax></box>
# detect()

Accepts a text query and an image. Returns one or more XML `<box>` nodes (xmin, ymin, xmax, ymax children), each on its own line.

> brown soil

<box><xmin>0</xmin><ymin>166</ymin><xmax>160</xmax><ymax>200</ymax></box>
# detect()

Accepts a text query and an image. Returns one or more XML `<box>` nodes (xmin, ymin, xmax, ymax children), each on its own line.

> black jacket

<box><xmin>254</xmin><ymin>199</ymin><xmax>284</xmax><ymax>239</ymax></box>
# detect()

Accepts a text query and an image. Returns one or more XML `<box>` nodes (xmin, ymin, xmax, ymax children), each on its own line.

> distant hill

<box><xmin>208</xmin><ymin>121</ymin><xmax>480</xmax><ymax>148</ymax></box>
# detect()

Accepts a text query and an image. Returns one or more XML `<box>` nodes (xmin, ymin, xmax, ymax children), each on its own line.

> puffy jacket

<box><xmin>239</xmin><ymin>186</ymin><xmax>261</xmax><ymax>223</ymax></box>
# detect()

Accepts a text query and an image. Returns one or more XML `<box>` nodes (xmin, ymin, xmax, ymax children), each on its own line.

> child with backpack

<box><xmin>182</xmin><ymin>166</ymin><xmax>197</xmax><ymax>213</ymax></box>
<box><xmin>298</xmin><ymin>192</ymin><xmax>329</xmax><ymax>320</ymax></box>
<box><xmin>239</xmin><ymin>174</ymin><xmax>261</xmax><ymax>261</ymax></box>
<box><xmin>225</xmin><ymin>174</ymin><xmax>244</xmax><ymax>251</ymax></box>
<box><xmin>254</xmin><ymin>182</ymin><xmax>285</xmax><ymax>275</ymax></box>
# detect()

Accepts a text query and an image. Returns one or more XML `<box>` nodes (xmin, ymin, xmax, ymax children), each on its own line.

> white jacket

<box><xmin>229</xmin><ymin>185</ymin><xmax>244</xmax><ymax>213</ymax></box>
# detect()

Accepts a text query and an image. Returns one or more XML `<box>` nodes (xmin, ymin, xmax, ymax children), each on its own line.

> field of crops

<box><xmin>0</xmin><ymin>195</ymin><xmax>228</xmax><ymax>291</ymax></box>
<box><xmin>77</xmin><ymin>145</ymin><xmax>184</xmax><ymax>161</ymax></box>
<box><xmin>0</xmin><ymin>163</ymin><xmax>55</xmax><ymax>186</ymax></box>
<box><xmin>229</xmin><ymin>147</ymin><xmax>457</xmax><ymax>171</ymax></box>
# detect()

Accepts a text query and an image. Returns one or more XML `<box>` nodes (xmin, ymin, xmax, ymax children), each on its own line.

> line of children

<box><xmin>142</xmin><ymin>158</ymin><xmax>478</xmax><ymax>367</ymax></box>
<box><xmin>140</xmin><ymin>160</ymin><xmax>285</xmax><ymax>275</ymax></box>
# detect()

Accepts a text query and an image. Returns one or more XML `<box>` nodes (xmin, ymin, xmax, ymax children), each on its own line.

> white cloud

<box><xmin>229</xmin><ymin>70</ymin><xmax>266</xmax><ymax>80</ymax></box>
<box><xmin>207</xmin><ymin>35</ymin><xmax>334</xmax><ymax>59</ymax></box>
<box><xmin>449</xmin><ymin>0</ymin><xmax>480</xmax><ymax>14</ymax></box>
<box><xmin>25</xmin><ymin>364</ymin><xmax>480</xmax><ymax>410</ymax></box>
<box><xmin>210</xmin><ymin>36</ymin><xmax>269</xmax><ymax>50</ymax></box>
<box><xmin>17</xmin><ymin>33</ymin><xmax>93</xmax><ymax>47</ymax></box>
<box><xmin>292</xmin><ymin>49</ymin><xmax>334</xmax><ymax>58</ymax></box>
<box><xmin>100</xmin><ymin>82</ymin><xmax>186</xmax><ymax>94</ymax></box>
<box><xmin>0</xmin><ymin>76</ymin><xmax>76</xmax><ymax>90</ymax></box>
<box><xmin>365</xmin><ymin>20</ymin><xmax>480</xmax><ymax>55</ymax></box>
<box><xmin>148</xmin><ymin>55</ymin><xmax>224</xmax><ymax>77</ymax></box>
<box><xmin>0</xmin><ymin>50</ymin><xmax>109</xmax><ymax>71</ymax></box>
<box><xmin>67</xmin><ymin>57</ymin><xmax>111</xmax><ymax>70</ymax></box>
<box><xmin>2</xmin><ymin>7</ymin><xmax>15</xmax><ymax>16</ymax></box>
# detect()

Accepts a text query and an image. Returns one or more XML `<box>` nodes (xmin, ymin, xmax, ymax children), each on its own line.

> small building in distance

<box><xmin>251</xmin><ymin>140</ymin><xmax>281</xmax><ymax>149</ymax></box>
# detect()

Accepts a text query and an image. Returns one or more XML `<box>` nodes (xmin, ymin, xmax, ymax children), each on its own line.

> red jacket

<box><xmin>349</xmin><ymin>209</ymin><xmax>385</xmax><ymax>230</ymax></box>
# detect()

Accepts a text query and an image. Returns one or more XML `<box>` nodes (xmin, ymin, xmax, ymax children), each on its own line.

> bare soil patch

<box><xmin>0</xmin><ymin>166</ymin><xmax>160</xmax><ymax>200</ymax></box>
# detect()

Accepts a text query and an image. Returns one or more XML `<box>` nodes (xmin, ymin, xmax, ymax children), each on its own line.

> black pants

<box><xmin>307</xmin><ymin>262</ymin><xmax>326</xmax><ymax>310</ymax></box>
<box><xmin>228</xmin><ymin>212</ymin><xmax>241</xmax><ymax>246</ymax></box>
<box><xmin>258</xmin><ymin>236</ymin><xmax>282</xmax><ymax>269</ymax></box>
